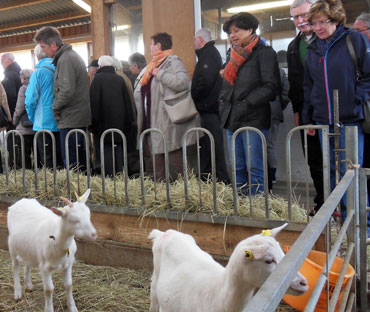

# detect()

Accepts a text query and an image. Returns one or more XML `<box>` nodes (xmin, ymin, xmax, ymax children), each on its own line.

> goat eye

<box><xmin>265</xmin><ymin>259</ymin><xmax>274</xmax><ymax>264</ymax></box>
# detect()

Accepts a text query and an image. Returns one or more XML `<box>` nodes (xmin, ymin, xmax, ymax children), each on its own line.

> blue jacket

<box><xmin>25</xmin><ymin>58</ymin><xmax>59</xmax><ymax>132</ymax></box>
<box><xmin>302</xmin><ymin>26</ymin><xmax>370</xmax><ymax>125</ymax></box>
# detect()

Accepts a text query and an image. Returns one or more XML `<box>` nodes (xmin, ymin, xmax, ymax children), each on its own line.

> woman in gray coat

<box><xmin>12</xmin><ymin>69</ymin><xmax>35</xmax><ymax>169</ymax></box>
<box><xmin>134</xmin><ymin>32</ymin><xmax>200</xmax><ymax>181</ymax></box>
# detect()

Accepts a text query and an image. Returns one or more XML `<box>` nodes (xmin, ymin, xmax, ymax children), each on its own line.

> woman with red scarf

<box><xmin>134</xmin><ymin>32</ymin><xmax>201</xmax><ymax>181</ymax></box>
<box><xmin>219</xmin><ymin>13</ymin><xmax>280</xmax><ymax>194</ymax></box>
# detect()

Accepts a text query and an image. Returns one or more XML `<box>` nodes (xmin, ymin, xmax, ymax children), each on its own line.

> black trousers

<box><xmin>199</xmin><ymin>113</ymin><xmax>230</xmax><ymax>183</ymax></box>
<box><xmin>14</xmin><ymin>134</ymin><xmax>34</xmax><ymax>170</ymax></box>
<box><xmin>300</xmin><ymin>129</ymin><xmax>324</xmax><ymax>207</ymax></box>
<box><xmin>37</xmin><ymin>132</ymin><xmax>63</xmax><ymax>169</ymax></box>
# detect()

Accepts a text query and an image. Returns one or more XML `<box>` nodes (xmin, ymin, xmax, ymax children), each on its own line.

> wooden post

<box><xmin>91</xmin><ymin>0</ymin><xmax>111</xmax><ymax>57</ymax></box>
<box><xmin>142</xmin><ymin>0</ymin><xmax>196</xmax><ymax>76</ymax></box>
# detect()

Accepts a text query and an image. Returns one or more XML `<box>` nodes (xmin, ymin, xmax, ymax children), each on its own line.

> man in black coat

<box><xmin>287</xmin><ymin>0</ymin><xmax>323</xmax><ymax>214</ymax></box>
<box><xmin>1</xmin><ymin>52</ymin><xmax>22</xmax><ymax>171</ymax></box>
<box><xmin>90</xmin><ymin>55</ymin><xmax>134</xmax><ymax>177</ymax></box>
<box><xmin>191</xmin><ymin>28</ymin><xmax>229</xmax><ymax>183</ymax></box>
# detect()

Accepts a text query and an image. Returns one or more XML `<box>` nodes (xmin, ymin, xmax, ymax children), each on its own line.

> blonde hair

<box><xmin>307</xmin><ymin>0</ymin><xmax>346</xmax><ymax>25</ymax></box>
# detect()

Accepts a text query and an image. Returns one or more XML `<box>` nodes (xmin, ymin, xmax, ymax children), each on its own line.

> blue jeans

<box><xmin>60</xmin><ymin>128</ymin><xmax>87</xmax><ymax>170</ymax></box>
<box><xmin>317</xmin><ymin>123</ymin><xmax>368</xmax><ymax>225</ymax></box>
<box><xmin>227</xmin><ymin>129</ymin><xmax>268</xmax><ymax>195</ymax></box>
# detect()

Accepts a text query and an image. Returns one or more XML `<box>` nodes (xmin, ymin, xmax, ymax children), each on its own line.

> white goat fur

<box><xmin>7</xmin><ymin>189</ymin><xmax>97</xmax><ymax>312</ymax></box>
<box><xmin>149</xmin><ymin>224</ymin><xmax>308</xmax><ymax>312</ymax></box>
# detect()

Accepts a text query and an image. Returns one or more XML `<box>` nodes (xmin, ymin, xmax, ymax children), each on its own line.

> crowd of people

<box><xmin>0</xmin><ymin>0</ymin><xmax>369</xmax><ymax>216</ymax></box>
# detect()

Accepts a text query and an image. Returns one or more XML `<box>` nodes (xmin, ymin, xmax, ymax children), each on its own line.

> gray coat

<box><xmin>13</xmin><ymin>79</ymin><xmax>35</xmax><ymax>135</ymax></box>
<box><xmin>52</xmin><ymin>44</ymin><xmax>91</xmax><ymax>129</ymax></box>
<box><xmin>134</xmin><ymin>55</ymin><xmax>201</xmax><ymax>154</ymax></box>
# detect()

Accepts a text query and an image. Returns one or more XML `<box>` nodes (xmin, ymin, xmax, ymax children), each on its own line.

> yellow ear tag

<box><xmin>79</xmin><ymin>196</ymin><xmax>83</xmax><ymax>202</ymax></box>
<box><xmin>245</xmin><ymin>249</ymin><xmax>254</xmax><ymax>259</ymax></box>
<box><xmin>261</xmin><ymin>229</ymin><xmax>272</xmax><ymax>236</ymax></box>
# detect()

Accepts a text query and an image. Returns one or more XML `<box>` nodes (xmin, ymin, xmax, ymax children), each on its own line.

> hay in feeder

<box><xmin>0</xmin><ymin>169</ymin><xmax>307</xmax><ymax>222</ymax></box>
<box><xmin>0</xmin><ymin>249</ymin><xmax>298</xmax><ymax>311</ymax></box>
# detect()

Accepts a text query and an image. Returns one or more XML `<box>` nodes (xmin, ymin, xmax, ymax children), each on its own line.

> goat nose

<box><xmin>91</xmin><ymin>232</ymin><xmax>97</xmax><ymax>240</ymax></box>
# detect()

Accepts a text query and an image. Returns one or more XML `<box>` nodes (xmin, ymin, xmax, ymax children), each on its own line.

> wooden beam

<box><xmin>0</xmin><ymin>10</ymin><xmax>90</xmax><ymax>33</ymax></box>
<box><xmin>91</xmin><ymin>0</ymin><xmax>111</xmax><ymax>57</ymax></box>
<box><xmin>0</xmin><ymin>0</ymin><xmax>52</xmax><ymax>12</ymax></box>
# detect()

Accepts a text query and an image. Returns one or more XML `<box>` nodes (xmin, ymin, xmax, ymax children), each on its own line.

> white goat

<box><xmin>7</xmin><ymin>189</ymin><xmax>97</xmax><ymax>312</ymax></box>
<box><xmin>148</xmin><ymin>224</ymin><xmax>308</xmax><ymax>312</ymax></box>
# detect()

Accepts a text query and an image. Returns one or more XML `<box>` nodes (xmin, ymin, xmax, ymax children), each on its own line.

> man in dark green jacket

<box><xmin>34</xmin><ymin>26</ymin><xmax>91</xmax><ymax>170</ymax></box>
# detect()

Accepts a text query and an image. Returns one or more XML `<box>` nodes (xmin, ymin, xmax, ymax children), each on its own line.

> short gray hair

<box><xmin>98</xmin><ymin>55</ymin><xmax>114</xmax><ymax>67</ymax></box>
<box><xmin>34</xmin><ymin>44</ymin><xmax>47</xmax><ymax>60</ymax></box>
<box><xmin>111</xmin><ymin>56</ymin><xmax>122</xmax><ymax>71</ymax></box>
<box><xmin>355</xmin><ymin>12</ymin><xmax>370</xmax><ymax>28</ymax></box>
<box><xmin>1</xmin><ymin>52</ymin><xmax>15</xmax><ymax>62</ymax></box>
<box><xmin>20</xmin><ymin>69</ymin><xmax>34</xmax><ymax>80</ymax></box>
<box><xmin>195</xmin><ymin>28</ymin><xmax>212</xmax><ymax>41</ymax></box>
<box><xmin>290</xmin><ymin>0</ymin><xmax>317</xmax><ymax>14</ymax></box>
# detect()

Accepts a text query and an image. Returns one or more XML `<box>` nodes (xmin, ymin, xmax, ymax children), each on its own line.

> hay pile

<box><xmin>0</xmin><ymin>169</ymin><xmax>307</xmax><ymax>222</ymax></box>
<box><xmin>0</xmin><ymin>249</ymin><xmax>298</xmax><ymax>312</ymax></box>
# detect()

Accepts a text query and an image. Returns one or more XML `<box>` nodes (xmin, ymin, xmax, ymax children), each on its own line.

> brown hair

<box><xmin>151</xmin><ymin>33</ymin><xmax>172</xmax><ymax>51</ymax></box>
<box><xmin>307</xmin><ymin>0</ymin><xmax>346</xmax><ymax>25</ymax></box>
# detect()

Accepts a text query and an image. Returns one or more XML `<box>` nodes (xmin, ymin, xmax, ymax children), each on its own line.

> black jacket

<box><xmin>90</xmin><ymin>66</ymin><xmax>134</xmax><ymax>150</ymax></box>
<box><xmin>219</xmin><ymin>41</ymin><xmax>279</xmax><ymax>131</ymax></box>
<box><xmin>2</xmin><ymin>61</ymin><xmax>21</xmax><ymax>115</ymax></box>
<box><xmin>287</xmin><ymin>33</ymin><xmax>310</xmax><ymax>115</ymax></box>
<box><xmin>191</xmin><ymin>41</ymin><xmax>222</xmax><ymax>114</ymax></box>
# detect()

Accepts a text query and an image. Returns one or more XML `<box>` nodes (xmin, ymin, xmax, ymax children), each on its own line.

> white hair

<box><xmin>1</xmin><ymin>52</ymin><xmax>15</xmax><ymax>62</ymax></box>
<box><xmin>20</xmin><ymin>69</ymin><xmax>34</xmax><ymax>80</ymax></box>
<box><xmin>34</xmin><ymin>44</ymin><xmax>47</xmax><ymax>60</ymax></box>
<box><xmin>111</xmin><ymin>56</ymin><xmax>122</xmax><ymax>71</ymax></box>
<box><xmin>195</xmin><ymin>28</ymin><xmax>212</xmax><ymax>42</ymax></box>
<box><xmin>356</xmin><ymin>12</ymin><xmax>370</xmax><ymax>28</ymax></box>
<box><xmin>98</xmin><ymin>55</ymin><xmax>114</xmax><ymax>67</ymax></box>
<box><xmin>290</xmin><ymin>0</ymin><xmax>317</xmax><ymax>14</ymax></box>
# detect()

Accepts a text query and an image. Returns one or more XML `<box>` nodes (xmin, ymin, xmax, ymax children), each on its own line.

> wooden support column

<box><xmin>91</xmin><ymin>0</ymin><xmax>111</xmax><ymax>57</ymax></box>
<box><xmin>142</xmin><ymin>0</ymin><xmax>195</xmax><ymax>76</ymax></box>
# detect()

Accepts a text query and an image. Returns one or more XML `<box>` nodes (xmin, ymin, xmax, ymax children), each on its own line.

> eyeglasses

<box><xmin>354</xmin><ymin>28</ymin><xmax>370</xmax><ymax>33</ymax></box>
<box><xmin>290</xmin><ymin>12</ymin><xmax>309</xmax><ymax>21</ymax></box>
<box><xmin>310</xmin><ymin>19</ymin><xmax>332</xmax><ymax>28</ymax></box>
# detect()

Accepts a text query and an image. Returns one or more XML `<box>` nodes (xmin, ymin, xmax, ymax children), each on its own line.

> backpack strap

<box><xmin>346</xmin><ymin>33</ymin><xmax>362</xmax><ymax>81</ymax></box>
<box><xmin>41</xmin><ymin>66</ymin><xmax>55</xmax><ymax>74</ymax></box>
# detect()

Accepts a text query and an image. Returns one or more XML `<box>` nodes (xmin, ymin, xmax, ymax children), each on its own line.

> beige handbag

<box><xmin>160</xmin><ymin>83</ymin><xmax>198</xmax><ymax>124</ymax></box>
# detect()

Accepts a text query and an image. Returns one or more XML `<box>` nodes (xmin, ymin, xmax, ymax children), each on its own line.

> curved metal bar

<box><xmin>4</xmin><ymin>130</ymin><xmax>25</xmax><ymax>193</ymax></box>
<box><xmin>182</xmin><ymin>127</ymin><xmax>217</xmax><ymax>214</ymax></box>
<box><xmin>138</xmin><ymin>128</ymin><xmax>170</xmax><ymax>208</ymax></box>
<box><xmin>99</xmin><ymin>128</ymin><xmax>128</xmax><ymax>207</ymax></box>
<box><xmin>65</xmin><ymin>129</ymin><xmax>91</xmax><ymax>199</ymax></box>
<box><xmin>230</xmin><ymin>127</ymin><xmax>269</xmax><ymax>217</ymax></box>
<box><xmin>33</xmin><ymin>130</ymin><xmax>57</xmax><ymax>196</ymax></box>
<box><xmin>285</xmin><ymin>125</ymin><xmax>329</xmax><ymax>220</ymax></box>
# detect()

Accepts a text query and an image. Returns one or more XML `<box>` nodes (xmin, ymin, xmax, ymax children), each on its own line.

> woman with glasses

<box><xmin>302</xmin><ymin>0</ymin><xmax>370</xmax><ymax>220</ymax></box>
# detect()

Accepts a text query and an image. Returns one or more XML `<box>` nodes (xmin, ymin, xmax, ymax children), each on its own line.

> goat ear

<box><xmin>270</xmin><ymin>223</ymin><xmax>288</xmax><ymax>238</ymax></box>
<box><xmin>79</xmin><ymin>189</ymin><xmax>91</xmax><ymax>204</ymax></box>
<box><xmin>60</xmin><ymin>196</ymin><xmax>73</xmax><ymax>208</ymax></box>
<box><xmin>51</xmin><ymin>207</ymin><xmax>66</xmax><ymax>217</ymax></box>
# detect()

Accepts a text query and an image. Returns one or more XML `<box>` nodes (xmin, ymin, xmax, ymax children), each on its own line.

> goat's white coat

<box><xmin>149</xmin><ymin>225</ymin><xmax>308</xmax><ymax>312</ymax></box>
<box><xmin>7</xmin><ymin>189</ymin><xmax>97</xmax><ymax>312</ymax></box>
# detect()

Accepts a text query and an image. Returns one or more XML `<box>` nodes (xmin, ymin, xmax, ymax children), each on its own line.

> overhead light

<box><xmin>227</xmin><ymin>0</ymin><xmax>293</xmax><ymax>13</ymax></box>
<box><xmin>73</xmin><ymin>0</ymin><xmax>91</xmax><ymax>13</ymax></box>
<box><xmin>115</xmin><ymin>25</ymin><xmax>131</xmax><ymax>31</ymax></box>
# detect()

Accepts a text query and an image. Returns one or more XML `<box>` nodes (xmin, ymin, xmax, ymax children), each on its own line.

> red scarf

<box><xmin>224</xmin><ymin>35</ymin><xmax>260</xmax><ymax>85</ymax></box>
<box><xmin>140</xmin><ymin>49</ymin><xmax>173</xmax><ymax>86</ymax></box>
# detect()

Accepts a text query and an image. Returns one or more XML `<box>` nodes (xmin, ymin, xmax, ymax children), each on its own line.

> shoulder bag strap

<box><xmin>346</xmin><ymin>33</ymin><xmax>362</xmax><ymax>80</ymax></box>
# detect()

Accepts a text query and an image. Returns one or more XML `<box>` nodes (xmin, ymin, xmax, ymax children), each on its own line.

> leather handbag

<box><xmin>160</xmin><ymin>83</ymin><xmax>198</xmax><ymax>124</ymax></box>
<box><xmin>346</xmin><ymin>33</ymin><xmax>370</xmax><ymax>134</ymax></box>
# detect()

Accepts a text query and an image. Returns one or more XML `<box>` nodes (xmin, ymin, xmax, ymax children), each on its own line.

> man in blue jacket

<box><xmin>25</xmin><ymin>44</ymin><xmax>62</xmax><ymax>168</ymax></box>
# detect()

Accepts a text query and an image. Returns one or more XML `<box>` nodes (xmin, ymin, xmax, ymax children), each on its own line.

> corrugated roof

<box><xmin>0</xmin><ymin>0</ymin><xmax>91</xmax><ymax>37</ymax></box>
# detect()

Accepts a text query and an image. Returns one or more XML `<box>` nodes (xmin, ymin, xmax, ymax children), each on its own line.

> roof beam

<box><xmin>0</xmin><ymin>10</ymin><xmax>90</xmax><ymax>33</ymax></box>
<box><xmin>0</xmin><ymin>0</ymin><xmax>53</xmax><ymax>12</ymax></box>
